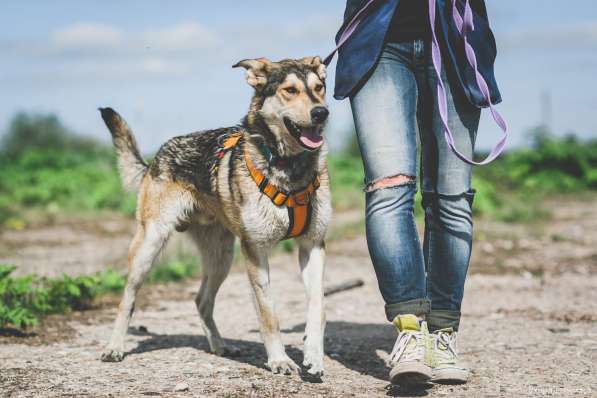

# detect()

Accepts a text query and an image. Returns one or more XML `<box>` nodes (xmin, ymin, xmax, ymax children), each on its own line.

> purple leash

<box><xmin>325</xmin><ymin>0</ymin><xmax>508</xmax><ymax>165</ymax></box>
<box><xmin>429</xmin><ymin>0</ymin><xmax>508</xmax><ymax>165</ymax></box>
<box><xmin>323</xmin><ymin>0</ymin><xmax>378</xmax><ymax>66</ymax></box>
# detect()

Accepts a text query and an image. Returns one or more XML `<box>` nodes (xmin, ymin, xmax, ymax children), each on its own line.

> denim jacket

<box><xmin>333</xmin><ymin>0</ymin><xmax>502</xmax><ymax>108</ymax></box>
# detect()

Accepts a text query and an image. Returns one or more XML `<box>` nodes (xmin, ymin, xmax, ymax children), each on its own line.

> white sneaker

<box><xmin>389</xmin><ymin>314</ymin><xmax>433</xmax><ymax>386</ymax></box>
<box><xmin>431</xmin><ymin>328</ymin><xmax>469</xmax><ymax>384</ymax></box>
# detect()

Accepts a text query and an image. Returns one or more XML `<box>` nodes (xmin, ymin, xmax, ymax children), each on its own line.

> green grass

<box><xmin>328</xmin><ymin>154</ymin><xmax>365</xmax><ymax>211</ymax></box>
<box><xmin>0</xmin><ymin>265</ymin><xmax>124</xmax><ymax>329</ymax></box>
<box><xmin>0</xmin><ymin>112</ymin><xmax>138</xmax><ymax>227</ymax></box>
<box><xmin>148</xmin><ymin>250</ymin><xmax>201</xmax><ymax>283</ymax></box>
<box><xmin>0</xmin><ymin>148</ymin><xmax>136</xmax><ymax>227</ymax></box>
<box><xmin>0</xmin><ymin>253</ymin><xmax>202</xmax><ymax>330</ymax></box>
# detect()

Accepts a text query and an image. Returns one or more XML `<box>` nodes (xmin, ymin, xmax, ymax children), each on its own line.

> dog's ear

<box><xmin>300</xmin><ymin>56</ymin><xmax>327</xmax><ymax>81</ymax></box>
<box><xmin>232</xmin><ymin>58</ymin><xmax>272</xmax><ymax>90</ymax></box>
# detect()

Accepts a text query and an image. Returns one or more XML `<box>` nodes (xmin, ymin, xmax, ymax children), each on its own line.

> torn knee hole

<box><xmin>365</xmin><ymin>175</ymin><xmax>416</xmax><ymax>192</ymax></box>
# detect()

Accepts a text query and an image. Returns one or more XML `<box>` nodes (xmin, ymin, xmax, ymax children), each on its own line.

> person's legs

<box><xmin>416</xmin><ymin>41</ymin><xmax>481</xmax><ymax>384</ymax></box>
<box><xmin>350</xmin><ymin>41</ymin><xmax>433</xmax><ymax>385</ymax></box>
<box><xmin>350</xmin><ymin>41</ymin><xmax>429</xmax><ymax>322</ymax></box>
<box><xmin>418</xmin><ymin>61</ymin><xmax>480</xmax><ymax>333</ymax></box>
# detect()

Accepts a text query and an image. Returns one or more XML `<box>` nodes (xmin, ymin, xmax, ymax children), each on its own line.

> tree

<box><xmin>0</xmin><ymin>112</ymin><xmax>99</xmax><ymax>157</ymax></box>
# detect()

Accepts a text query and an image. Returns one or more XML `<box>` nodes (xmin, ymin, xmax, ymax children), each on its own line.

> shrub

<box><xmin>148</xmin><ymin>252</ymin><xmax>200</xmax><ymax>283</ymax></box>
<box><xmin>0</xmin><ymin>257</ymin><xmax>201</xmax><ymax>329</ymax></box>
<box><xmin>1</xmin><ymin>112</ymin><xmax>99</xmax><ymax>158</ymax></box>
<box><xmin>0</xmin><ymin>265</ymin><xmax>123</xmax><ymax>329</ymax></box>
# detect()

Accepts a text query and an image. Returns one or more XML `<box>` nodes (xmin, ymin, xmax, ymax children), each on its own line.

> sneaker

<box><xmin>431</xmin><ymin>328</ymin><xmax>469</xmax><ymax>384</ymax></box>
<box><xmin>388</xmin><ymin>314</ymin><xmax>433</xmax><ymax>386</ymax></box>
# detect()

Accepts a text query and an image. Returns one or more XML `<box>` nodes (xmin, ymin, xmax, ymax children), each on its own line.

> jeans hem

<box><xmin>385</xmin><ymin>298</ymin><xmax>431</xmax><ymax>322</ymax></box>
<box><xmin>427</xmin><ymin>309</ymin><xmax>461</xmax><ymax>332</ymax></box>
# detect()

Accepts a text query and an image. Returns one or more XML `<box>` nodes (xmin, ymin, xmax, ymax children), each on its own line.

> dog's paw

<box><xmin>266</xmin><ymin>356</ymin><xmax>300</xmax><ymax>375</ymax></box>
<box><xmin>303</xmin><ymin>359</ymin><xmax>324</xmax><ymax>377</ymax></box>
<box><xmin>303</xmin><ymin>351</ymin><xmax>324</xmax><ymax>377</ymax></box>
<box><xmin>213</xmin><ymin>344</ymin><xmax>241</xmax><ymax>358</ymax></box>
<box><xmin>101</xmin><ymin>349</ymin><xmax>124</xmax><ymax>362</ymax></box>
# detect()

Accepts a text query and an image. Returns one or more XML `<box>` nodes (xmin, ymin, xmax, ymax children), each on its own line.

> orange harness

<box><xmin>220</xmin><ymin>132</ymin><xmax>320</xmax><ymax>240</ymax></box>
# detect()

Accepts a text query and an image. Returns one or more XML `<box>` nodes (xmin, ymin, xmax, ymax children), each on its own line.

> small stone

<box><xmin>174</xmin><ymin>382</ymin><xmax>189</xmax><ymax>392</ymax></box>
<box><xmin>481</xmin><ymin>242</ymin><xmax>494</xmax><ymax>254</ymax></box>
<box><xmin>547</xmin><ymin>327</ymin><xmax>570</xmax><ymax>334</ymax></box>
<box><xmin>522</xmin><ymin>271</ymin><xmax>533</xmax><ymax>279</ymax></box>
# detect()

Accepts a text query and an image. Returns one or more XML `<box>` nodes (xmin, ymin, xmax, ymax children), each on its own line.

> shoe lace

<box><xmin>390</xmin><ymin>330</ymin><xmax>424</xmax><ymax>363</ymax></box>
<box><xmin>434</xmin><ymin>330</ymin><xmax>458</xmax><ymax>363</ymax></box>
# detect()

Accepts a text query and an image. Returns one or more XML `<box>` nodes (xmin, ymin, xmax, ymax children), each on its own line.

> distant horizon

<box><xmin>1</xmin><ymin>0</ymin><xmax>596</xmax><ymax>153</ymax></box>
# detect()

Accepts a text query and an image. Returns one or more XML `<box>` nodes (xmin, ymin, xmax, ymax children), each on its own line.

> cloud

<box><xmin>284</xmin><ymin>15</ymin><xmax>340</xmax><ymax>42</ymax></box>
<box><xmin>50</xmin><ymin>22</ymin><xmax>123</xmax><ymax>53</ymax></box>
<box><xmin>140</xmin><ymin>57</ymin><xmax>191</xmax><ymax>75</ymax></box>
<box><xmin>143</xmin><ymin>22</ymin><xmax>217</xmax><ymax>52</ymax></box>
<box><xmin>1</xmin><ymin>15</ymin><xmax>339</xmax><ymax>82</ymax></box>
<box><xmin>5</xmin><ymin>57</ymin><xmax>194</xmax><ymax>85</ymax></box>
<box><xmin>42</xmin><ymin>21</ymin><xmax>218</xmax><ymax>56</ymax></box>
<box><xmin>500</xmin><ymin>22</ymin><xmax>597</xmax><ymax>52</ymax></box>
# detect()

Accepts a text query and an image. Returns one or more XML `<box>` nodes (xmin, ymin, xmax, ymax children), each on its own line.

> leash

<box><xmin>323</xmin><ymin>0</ymin><xmax>379</xmax><ymax>66</ymax></box>
<box><xmin>323</xmin><ymin>0</ymin><xmax>508</xmax><ymax>165</ymax></box>
<box><xmin>429</xmin><ymin>0</ymin><xmax>508</xmax><ymax>165</ymax></box>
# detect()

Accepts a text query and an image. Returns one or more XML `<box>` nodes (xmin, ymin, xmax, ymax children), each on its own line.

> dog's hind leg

<box><xmin>297</xmin><ymin>238</ymin><xmax>326</xmax><ymax>376</ymax></box>
<box><xmin>101</xmin><ymin>180</ymin><xmax>195</xmax><ymax>362</ymax></box>
<box><xmin>101</xmin><ymin>220</ymin><xmax>170</xmax><ymax>362</ymax></box>
<box><xmin>241</xmin><ymin>240</ymin><xmax>299</xmax><ymax>375</ymax></box>
<box><xmin>189</xmin><ymin>222</ymin><xmax>238</xmax><ymax>356</ymax></box>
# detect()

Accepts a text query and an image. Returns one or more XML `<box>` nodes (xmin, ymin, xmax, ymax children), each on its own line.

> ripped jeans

<box><xmin>350</xmin><ymin>40</ymin><xmax>480</xmax><ymax>331</ymax></box>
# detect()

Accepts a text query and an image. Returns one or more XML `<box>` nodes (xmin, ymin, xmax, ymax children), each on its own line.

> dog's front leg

<box><xmin>241</xmin><ymin>240</ymin><xmax>299</xmax><ymax>375</ymax></box>
<box><xmin>297</xmin><ymin>238</ymin><xmax>326</xmax><ymax>376</ymax></box>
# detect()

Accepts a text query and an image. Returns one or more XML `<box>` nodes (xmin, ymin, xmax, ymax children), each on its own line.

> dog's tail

<box><xmin>99</xmin><ymin>107</ymin><xmax>148</xmax><ymax>191</ymax></box>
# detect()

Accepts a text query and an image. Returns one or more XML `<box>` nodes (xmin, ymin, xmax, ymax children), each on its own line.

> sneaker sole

<box><xmin>390</xmin><ymin>362</ymin><xmax>432</xmax><ymax>386</ymax></box>
<box><xmin>432</xmin><ymin>368</ymin><xmax>469</xmax><ymax>384</ymax></box>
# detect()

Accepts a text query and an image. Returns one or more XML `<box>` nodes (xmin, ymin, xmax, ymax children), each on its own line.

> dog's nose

<box><xmin>311</xmin><ymin>107</ymin><xmax>329</xmax><ymax>124</ymax></box>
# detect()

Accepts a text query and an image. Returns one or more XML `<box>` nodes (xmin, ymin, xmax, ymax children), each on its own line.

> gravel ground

<box><xmin>1</xmin><ymin>198</ymin><xmax>596</xmax><ymax>397</ymax></box>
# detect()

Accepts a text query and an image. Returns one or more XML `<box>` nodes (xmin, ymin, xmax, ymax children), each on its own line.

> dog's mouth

<box><xmin>283</xmin><ymin>117</ymin><xmax>324</xmax><ymax>151</ymax></box>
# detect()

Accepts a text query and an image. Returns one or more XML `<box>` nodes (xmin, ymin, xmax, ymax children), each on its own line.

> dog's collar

<box><xmin>244</xmin><ymin>143</ymin><xmax>320</xmax><ymax>209</ymax></box>
<box><xmin>259</xmin><ymin>143</ymin><xmax>311</xmax><ymax>169</ymax></box>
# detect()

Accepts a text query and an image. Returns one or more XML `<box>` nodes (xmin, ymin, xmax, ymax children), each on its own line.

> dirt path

<box><xmin>1</xmin><ymin>198</ymin><xmax>596</xmax><ymax>397</ymax></box>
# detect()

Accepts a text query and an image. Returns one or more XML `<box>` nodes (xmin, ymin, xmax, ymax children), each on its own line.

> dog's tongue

<box><xmin>299</xmin><ymin>127</ymin><xmax>323</xmax><ymax>149</ymax></box>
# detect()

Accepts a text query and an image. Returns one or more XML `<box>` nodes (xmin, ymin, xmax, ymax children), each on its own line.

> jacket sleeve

<box><xmin>343</xmin><ymin>0</ymin><xmax>368</xmax><ymax>21</ymax></box>
<box><xmin>470</xmin><ymin>0</ymin><xmax>489</xmax><ymax>21</ymax></box>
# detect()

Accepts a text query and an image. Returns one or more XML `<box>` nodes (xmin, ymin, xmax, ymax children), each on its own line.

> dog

<box><xmin>98</xmin><ymin>56</ymin><xmax>331</xmax><ymax>376</ymax></box>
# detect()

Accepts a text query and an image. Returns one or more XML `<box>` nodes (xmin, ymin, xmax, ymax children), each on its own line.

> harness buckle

<box><xmin>294</xmin><ymin>191</ymin><xmax>310</xmax><ymax>206</ymax></box>
<box><xmin>273</xmin><ymin>190</ymin><xmax>289</xmax><ymax>206</ymax></box>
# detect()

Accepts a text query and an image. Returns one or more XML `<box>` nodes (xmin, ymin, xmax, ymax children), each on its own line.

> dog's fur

<box><xmin>99</xmin><ymin>56</ymin><xmax>331</xmax><ymax>376</ymax></box>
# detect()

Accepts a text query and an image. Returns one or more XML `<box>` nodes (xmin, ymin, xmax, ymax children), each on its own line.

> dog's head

<box><xmin>233</xmin><ymin>56</ymin><xmax>328</xmax><ymax>155</ymax></box>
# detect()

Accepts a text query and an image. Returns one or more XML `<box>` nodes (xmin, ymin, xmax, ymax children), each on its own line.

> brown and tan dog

<box><xmin>98</xmin><ymin>56</ymin><xmax>331</xmax><ymax>376</ymax></box>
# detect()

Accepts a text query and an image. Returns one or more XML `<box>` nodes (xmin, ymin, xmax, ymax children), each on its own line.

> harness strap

<box><xmin>222</xmin><ymin>133</ymin><xmax>242</xmax><ymax>150</ymax></box>
<box><xmin>219</xmin><ymin>132</ymin><xmax>320</xmax><ymax>239</ymax></box>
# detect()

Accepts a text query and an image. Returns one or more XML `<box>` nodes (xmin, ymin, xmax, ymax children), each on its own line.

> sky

<box><xmin>1</xmin><ymin>0</ymin><xmax>596</xmax><ymax>154</ymax></box>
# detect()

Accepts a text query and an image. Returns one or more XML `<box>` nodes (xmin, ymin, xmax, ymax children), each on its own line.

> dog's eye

<box><xmin>315</xmin><ymin>84</ymin><xmax>324</xmax><ymax>92</ymax></box>
<box><xmin>284</xmin><ymin>87</ymin><xmax>298</xmax><ymax>95</ymax></box>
